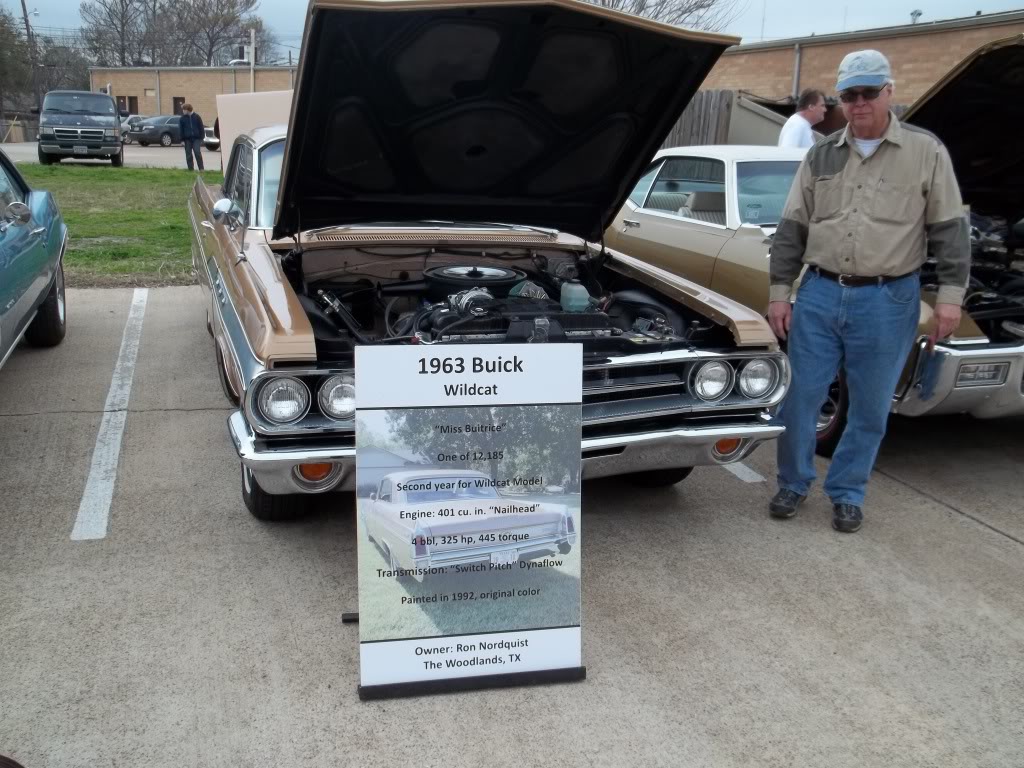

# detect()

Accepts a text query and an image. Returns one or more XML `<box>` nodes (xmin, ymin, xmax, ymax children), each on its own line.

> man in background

<box><xmin>179</xmin><ymin>103</ymin><xmax>205</xmax><ymax>172</ymax></box>
<box><xmin>778</xmin><ymin>88</ymin><xmax>827</xmax><ymax>149</ymax></box>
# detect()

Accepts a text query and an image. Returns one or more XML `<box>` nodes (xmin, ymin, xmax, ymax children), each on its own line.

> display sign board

<box><xmin>354</xmin><ymin>344</ymin><xmax>585</xmax><ymax>699</ymax></box>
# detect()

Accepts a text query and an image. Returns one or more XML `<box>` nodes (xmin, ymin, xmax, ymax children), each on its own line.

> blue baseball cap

<box><xmin>836</xmin><ymin>49</ymin><xmax>892</xmax><ymax>92</ymax></box>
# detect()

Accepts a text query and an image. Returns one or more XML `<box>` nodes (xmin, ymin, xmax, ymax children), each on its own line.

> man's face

<box><xmin>807</xmin><ymin>96</ymin><xmax>827</xmax><ymax>125</ymax></box>
<box><xmin>840</xmin><ymin>84</ymin><xmax>891</xmax><ymax>132</ymax></box>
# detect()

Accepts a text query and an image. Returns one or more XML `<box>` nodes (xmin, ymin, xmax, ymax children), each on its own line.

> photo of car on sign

<box><xmin>356</xmin><ymin>405</ymin><xmax>581</xmax><ymax>643</ymax></box>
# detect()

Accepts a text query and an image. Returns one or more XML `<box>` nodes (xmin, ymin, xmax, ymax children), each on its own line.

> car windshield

<box><xmin>42</xmin><ymin>93</ymin><xmax>115</xmax><ymax>116</ymax></box>
<box><xmin>403</xmin><ymin>477</ymin><xmax>500</xmax><ymax>504</ymax></box>
<box><xmin>257</xmin><ymin>140</ymin><xmax>285</xmax><ymax>228</ymax></box>
<box><xmin>736</xmin><ymin>161</ymin><xmax>801</xmax><ymax>226</ymax></box>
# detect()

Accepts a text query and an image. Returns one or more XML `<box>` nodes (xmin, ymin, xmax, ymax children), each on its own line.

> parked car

<box><xmin>363</xmin><ymin>469</ymin><xmax>575</xmax><ymax>576</ymax></box>
<box><xmin>35</xmin><ymin>89</ymin><xmax>125</xmax><ymax>166</ymax></box>
<box><xmin>0</xmin><ymin>147</ymin><xmax>68</xmax><ymax>370</ymax></box>
<box><xmin>606</xmin><ymin>103</ymin><xmax>1024</xmax><ymax>456</ymax></box>
<box><xmin>191</xmin><ymin>0</ymin><xmax>791</xmax><ymax>521</ymax></box>
<box><xmin>130</xmin><ymin>115</ymin><xmax>182</xmax><ymax>147</ymax></box>
<box><xmin>120</xmin><ymin>114</ymin><xmax>144</xmax><ymax>144</ymax></box>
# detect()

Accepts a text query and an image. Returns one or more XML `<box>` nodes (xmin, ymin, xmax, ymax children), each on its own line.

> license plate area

<box><xmin>490</xmin><ymin>550</ymin><xmax>518</xmax><ymax>567</ymax></box>
<box><xmin>74</xmin><ymin>145</ymin><xmax>88</xmax><ymax>155</ymax></box>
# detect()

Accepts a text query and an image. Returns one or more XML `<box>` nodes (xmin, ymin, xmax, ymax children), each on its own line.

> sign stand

<box><xmin>353</xmin><ymin>344</ymin><xmax>586</xmax><ymax>700</ymax></box>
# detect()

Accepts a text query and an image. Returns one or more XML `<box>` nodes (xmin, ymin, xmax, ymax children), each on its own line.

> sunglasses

<box><xmin>839</xmin><ymin>86</ymin><xmax>887</xmax><ymax>104</ymax></box>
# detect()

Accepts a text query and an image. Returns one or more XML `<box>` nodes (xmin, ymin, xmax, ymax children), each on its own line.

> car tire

<box><xmin>241</xmin><ymin>464</ymin><xmax>308</xmax><ymax>521</ymax></box>
<box><xmin>111</xmin><ymin>150</ymin><xmax>124</xmax><ymax>167</ymax></box>
<box><xmin>815</xmin><ymin>373</ymin><xmax>848</xmax><ymax>458</ymax></box>
<box><xmin>25</xmin><ymin>261</ymin><xmax>67</xmax><ymax>348</ymax></box>
<box><xmin>160</xmin><ymin>133</ymin><xmax>172</xmax><ymax>147</ymax></box>
<box><xmin>624</xmin><ymin>466</ymin><xmax>694</xmax><ymax>487</ymax></box>
<box><xmin>37</xmin><ymin>147</ymin><xmax>54</xmax><ymax>165</ymax></box>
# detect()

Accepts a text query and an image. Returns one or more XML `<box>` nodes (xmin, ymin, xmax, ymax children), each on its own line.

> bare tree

<box><xmin>583</xmin><ymin>0</ymin><xmax>740</xmax><ymax>31</ymax></box>
<box><xmin>37</xmin><ymin>39</ymin><xmax>92</xmax><ymax>93</ymax></box>
<box><xmin>238</xmin><ymin>16</ymin><xmax>279</xmax><ymax>64</ymax></box>
<box><xmin>80</xmin><ymin>0</ymin><xmax>146</xmax><ymax>66</ymax></box>
<box><xmin>174</xmin><ymin>0</ymin><xmax>259</xmax><ymax>66</ymax></box>
<box><xmin>0</xmin><ymin>8</ymin><xmax>31</xmax><ymax>120</ymax></box>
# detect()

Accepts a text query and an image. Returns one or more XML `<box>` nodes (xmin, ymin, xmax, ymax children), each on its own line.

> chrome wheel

<box><xmin>817</xmin><ymin>380</ymin><xmax>841</xmax><ymax>433</ymax></box>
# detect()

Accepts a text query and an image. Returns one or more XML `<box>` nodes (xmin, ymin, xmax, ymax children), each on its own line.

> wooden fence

<box><xmin>661</xmin><ymin>90</ymin><xmax>734</xmax><ymax>148</ymax></box>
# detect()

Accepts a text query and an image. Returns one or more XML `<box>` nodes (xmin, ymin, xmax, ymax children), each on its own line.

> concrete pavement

<box><xmin>0</xmin><ymin>286</ymin><xmax>1022</xmax><ymax>767</ymax></box>
<box><xmin>2</xmin><ymin>141</ymin><xmax>222</xmax><ymax>170</ymax></box>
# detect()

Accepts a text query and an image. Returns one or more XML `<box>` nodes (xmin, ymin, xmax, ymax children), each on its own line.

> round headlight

<box><xmin>739</xmin><ymin>359</ymin><xmax>777</xmax><ymax>398</ymax></box>
<box><xmin>257</xmin><ymin>377</ymin><xmax>309</xmax><ymax>424</ymax></box>
<box><xmin>319</xmin><ymin>375</ymin><xmax>356</xmax><ymax>420</ymax></box>
<box><xmin>693</xmin><ymin>361</ymin><xmax>732</xmax><ymax>401</ymax></box>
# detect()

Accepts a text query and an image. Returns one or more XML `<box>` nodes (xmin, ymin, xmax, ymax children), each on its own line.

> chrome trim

<box><xmin>690</xmin><ymin>360</ymin><xmax>735</xmax><ymax>403</ymax></box>
<box><xmin>0</xmin><ymin>321</ymin><xmax>32</xmax><ymax>371</ymax></box>
<box><xmin>229</xmin><ymin>410</ymin><xmax>783</xmax><ymax>495</ymax></box>
<box><xmin>188</xmin><ymin>201</ymin><xmax>265</xmax><ymax>395</ymax></box>
<box><xmin>290</xmin><ymin>463</ymin><xmax>345</xmax><ymax>493</ymax></box>
<box><xmin>245</xmin><ymin>368</ymin><xmax>356</xmax><ymax>436</ymax></box>
<box><xmin>254</xmin><ymin>376</ymin><xmax>312</xmax><ymax>426</ymax></box>
<box><xmin>893</xmin><ymin>339</ymin><xmax>1024</xmax><ymax>418</ymax></box>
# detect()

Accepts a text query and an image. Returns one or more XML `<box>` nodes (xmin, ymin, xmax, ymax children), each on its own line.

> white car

<box><xmin>362</xmin><ymin>469</ymin><xmax>575</xmax><ymax>576</ymax></box>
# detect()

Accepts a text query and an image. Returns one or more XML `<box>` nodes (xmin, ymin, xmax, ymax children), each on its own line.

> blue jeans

<box><xmin>183</xmin><ymin>138</ymin><xmax>204</xmax><ymax>171</ymax></box>
<box><xmin>776</xmin><ymin>269</ymin><xmax>920</xmax><ymax>506</ymax></box>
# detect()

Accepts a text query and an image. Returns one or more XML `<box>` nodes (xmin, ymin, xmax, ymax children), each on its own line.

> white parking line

<box><xmin>722</xmin><ymin>462</ymin><xmax>766</xmax><ymax>483</ymax></box>
<box><xmin>71</xmin><ymin>288</ymin><xmax>149</xmax><ymax>541</ymax></box>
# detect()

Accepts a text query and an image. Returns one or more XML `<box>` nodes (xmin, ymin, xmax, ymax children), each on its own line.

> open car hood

<box><xmin>273</xmin><ymin>0</ymin><xmax>736</xmax><ymax>241</ymax></box>
<box><xmin>903</xmin><ymin>34</ymin><xmax>1024</xmax><ymax>218</ymax></box>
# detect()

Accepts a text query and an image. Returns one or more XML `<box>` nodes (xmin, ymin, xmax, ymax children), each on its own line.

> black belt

<box><xmin>811</xmin><ymin>266</ymin><xmax>917</xmax><ymax>287</ymax></box>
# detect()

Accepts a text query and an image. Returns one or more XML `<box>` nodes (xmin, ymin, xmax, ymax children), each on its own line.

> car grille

<box><xmin>580</xmin><ymin>350</ymin><xmax>785</xmax><ymax>426</ymax></box>
<box><xmin>248</xmin><ymin>350</ymin><xmax>788</xmax><ymax>438</ymax></box>
<box><xmin>54</xmin><ymin>127</ymin><xmax>104</xmax><ymax>142</ymax></box>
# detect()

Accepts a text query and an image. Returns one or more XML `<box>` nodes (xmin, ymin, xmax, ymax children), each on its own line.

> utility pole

<box><xmin>19</xmin><ymin>0</ymin><xmax>40</xmax><ymax>110</ymax></box>
<box><xmin>250</xmin><ymin>27</ymin><xmax>256</xmax><ymax>92</ymax></box>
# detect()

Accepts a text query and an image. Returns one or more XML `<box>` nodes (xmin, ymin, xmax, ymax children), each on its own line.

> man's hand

<box><xmin>928</xmin><ymin>302</ymin><xmax>962</xmax><ymax>350</ymax></box>
<box><xmin>768</xmin><ymin>301</ymin><xmax>792</xmax><ymax>340</ymax></box>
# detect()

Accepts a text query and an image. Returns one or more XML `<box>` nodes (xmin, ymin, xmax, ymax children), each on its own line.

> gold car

<box><xmin>189</xmin><ymin>0</ymin><xmax>793</xmax><ymax>520</ymax></box>
<box><xmin>607</xmin><ymin>74</ymin><xmax>1024</xmax><ymax>457</ymax></box>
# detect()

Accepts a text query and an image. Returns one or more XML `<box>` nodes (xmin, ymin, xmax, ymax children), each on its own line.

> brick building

<box><xmin>702</xmin><ymin>9</ymin><xmax>1024</xmax><ymax>106</ymax></box>
<box><xmin>88</xmin><ymin>66</ymin><xmax>297</xmax><ymax>121</ymax></box>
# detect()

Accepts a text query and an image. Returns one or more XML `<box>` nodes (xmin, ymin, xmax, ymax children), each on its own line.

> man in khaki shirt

<box><xmin>767</xmin><ymin>49</ymin><xmax>970</xmax><ymax>533</ymax></box>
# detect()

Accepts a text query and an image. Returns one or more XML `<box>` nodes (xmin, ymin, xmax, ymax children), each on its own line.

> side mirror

<box><xmin>212</xmin><ymin>198</ymin><xmax>243</xmax><ymax>230</ymax></box>
<box><xmin>369</xmin><ymin>492</ymin><xmax>377</xmax><ymax>502</ymax></box>
<box><xmin>119</xmin><ymin>109</ymin><xmax>130</xmax><ymax>118</ymax></box>
<box><xmin>2</xmin><ymin>201</ymin><xmax>32</xmax><ymax>227</ymax></box>
<box><xmin>30</xmin><ymin>107</ymin><xmax>40</xmax><ymax>115</ymax></box>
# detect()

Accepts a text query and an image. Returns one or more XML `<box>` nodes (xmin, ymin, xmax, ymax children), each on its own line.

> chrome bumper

<box><xmin>228</xmin><ymin>410</ymin><xmax>783</xmax><ymax>495</ymax></box>
<box><xmin>894</xmin><ymin>340</ymin><xmax>1024</xmax><ymax>418</ymax></box>
<box><xmin>39</xmin><ymin>143</ymin><xmax>120</xmax><ymax>156</ymax></box>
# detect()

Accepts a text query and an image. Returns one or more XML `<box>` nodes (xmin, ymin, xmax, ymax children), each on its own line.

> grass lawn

<box><xmin>19</xmin><ymin>165</ymin><xmax>223</xmax><ymax>287</ymax></box>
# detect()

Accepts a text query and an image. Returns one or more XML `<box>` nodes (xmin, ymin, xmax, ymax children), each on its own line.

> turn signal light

<box><xmin>297</xmin><ymin>462</ymin><xmax>334</xmax><ymax>482</ymax></box>
<box><xmin>714</xmin><ymin>438</ymin><xmax>742</xmax><ymax>456</ymax></box>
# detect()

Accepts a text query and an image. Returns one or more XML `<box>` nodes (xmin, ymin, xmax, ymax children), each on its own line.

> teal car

<box><xmin>0</xmin><ymin>147</ymin><xmax>68</xmax><ymax>368</ymax></box>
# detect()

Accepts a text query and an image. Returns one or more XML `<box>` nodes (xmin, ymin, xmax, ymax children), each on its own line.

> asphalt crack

<box><xmin>876</xmin><ymin>466</ymin><xmax>1024</xmax><ymax>547</ymax></box>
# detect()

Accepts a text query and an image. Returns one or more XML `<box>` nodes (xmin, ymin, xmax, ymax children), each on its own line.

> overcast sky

<box><xmin>5</xmin><ymin>0</ymin><xmax>1022</xmax><ymax>49</ymax></box>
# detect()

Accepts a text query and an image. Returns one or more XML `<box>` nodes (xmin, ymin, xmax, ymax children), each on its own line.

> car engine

<box><xmin>289</xmin><ymin>253</ymin><xmax>729</xmax><ymax>362</ymax></box>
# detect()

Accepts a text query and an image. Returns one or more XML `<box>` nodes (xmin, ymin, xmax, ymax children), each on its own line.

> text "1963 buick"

<box><xmin>188</xmin><ymin>0</ymin><xmax>792</xmax><ymax>520</ymax></box>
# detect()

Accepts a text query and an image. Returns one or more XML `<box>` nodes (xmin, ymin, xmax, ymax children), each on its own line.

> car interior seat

<box><xmin>678</xmin><ymin>191</ymin><xmax>727</xmax><ymax>225</ymax></box>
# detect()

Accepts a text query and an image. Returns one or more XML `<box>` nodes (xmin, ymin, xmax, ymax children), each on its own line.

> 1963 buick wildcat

<box><xmin>363</xmin><ymin>469</ymin><xmax>575</xmax><ymax>578</ymax></box>
<box><xmin>189</xmin><ymin>0</ymin><xmax>791</xmax><ymax>521</ymax></box>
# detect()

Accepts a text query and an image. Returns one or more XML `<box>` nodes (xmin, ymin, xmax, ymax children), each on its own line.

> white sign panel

<box><xmin>354</xmin><ymin>344</ymin><xmax>585</xmax><ymax>698</ymax></box>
